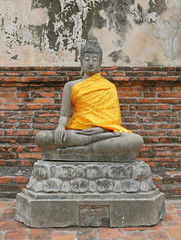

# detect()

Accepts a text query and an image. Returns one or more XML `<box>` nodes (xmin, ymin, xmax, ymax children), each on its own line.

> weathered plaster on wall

<box><xmin>0</xmin><ymin>0</ymin><xmax>180</xmax><ymax>66</ymax></box>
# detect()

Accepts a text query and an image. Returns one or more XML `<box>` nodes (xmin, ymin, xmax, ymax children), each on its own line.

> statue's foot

<box><xmin>56</xmin><ymin>133</ymin><xmax>143</xmax><ymax>154</ymax></box>
<box><xmin>56</xmin><ymin>145</ymin><xmax>92</xmax><ymax>154</ymax></box>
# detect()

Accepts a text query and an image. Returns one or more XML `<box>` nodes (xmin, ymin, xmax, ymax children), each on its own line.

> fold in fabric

<box><xmin>66</xmin><ymin>73</ymin><xmax>132</xmax><ymax>133</ymax></box>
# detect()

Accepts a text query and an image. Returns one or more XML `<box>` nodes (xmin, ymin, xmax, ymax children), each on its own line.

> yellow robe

<box><xmin>66</xmin><ymin>73</ymin><xmax>131</xmax><ymax>133</ymax></box>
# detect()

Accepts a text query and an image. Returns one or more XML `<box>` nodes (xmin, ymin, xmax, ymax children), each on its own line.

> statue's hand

<box><xmin>75</xmin><ymin>127</ymin><xmax>106</xmax><ymax>135</ymax></box>
<box><xmin>54</xmin><ymin>125</ymin><xmax>67</xmax><ymax>145</ymax></box>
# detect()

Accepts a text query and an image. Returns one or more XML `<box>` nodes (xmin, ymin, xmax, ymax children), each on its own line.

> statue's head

<box><xmin>80</xmin><ymin>40</ymin><xmax>103</xmax><ymax>64</ymax></box>
<box><xmin>80</xmin><ymin>40</ymin><xmax>103</xmax><ymax>75</ymax></box>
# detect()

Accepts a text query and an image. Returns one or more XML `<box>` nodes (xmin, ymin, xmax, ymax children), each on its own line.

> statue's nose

<box><xmin>89</xmin><ymin>59</ymin><xmax>93</xmax><ymax>66</ymax></box>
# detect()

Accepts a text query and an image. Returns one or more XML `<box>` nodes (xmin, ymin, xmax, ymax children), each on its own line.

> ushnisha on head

<box><xmin>80</xmin><ymin>40</ymin><xmax>103</xmax><ymax>64</ymax></box>
<box><xmin>80</xmin><ymin>40</ymin><xmax>103</xmax><ymax>76</ymax></box>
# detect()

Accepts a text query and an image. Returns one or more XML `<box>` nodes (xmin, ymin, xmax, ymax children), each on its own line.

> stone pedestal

<box><xmin>16</xmin><ymin>160</ymin><xmax>165</xmax><ymax>227</ymax></box>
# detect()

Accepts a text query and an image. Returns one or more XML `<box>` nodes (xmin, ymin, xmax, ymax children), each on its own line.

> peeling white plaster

<box><xmin>0</xmin><ymin>0</ymin><xmax>180</xmax><ymax>66</ymax></box>
<box><xmin>147</xmin><ymin>12</ymin><xmax>158</xmax><ymax>23</ymax></box>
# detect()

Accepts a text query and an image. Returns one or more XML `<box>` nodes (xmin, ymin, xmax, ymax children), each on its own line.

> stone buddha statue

<box><xmin>16</xmin><ymin>40</ymin><xmax>165</xmax><ymax>229</ymax></box>
<box><xmin>35</xmin><ymin>40</ymin><xmax>143</xmax><ymax>160</ymax></box>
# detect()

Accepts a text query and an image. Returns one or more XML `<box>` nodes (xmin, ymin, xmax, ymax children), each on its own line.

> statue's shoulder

<box><xmin>64</xmin><ymin>79</ymin><xmax>81</xmax><ymax>89</ymax></box>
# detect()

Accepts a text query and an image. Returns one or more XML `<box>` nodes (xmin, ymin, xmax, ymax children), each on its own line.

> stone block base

<box><xmin>16</xmin><ymin>189</ymin><xmax>165</xmax><ymax>227</ymax></box>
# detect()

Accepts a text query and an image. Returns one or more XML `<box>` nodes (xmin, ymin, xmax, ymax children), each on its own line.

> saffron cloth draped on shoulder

<box><xmin>66</xmin><ymin>73</ymin><xmax>132</xmax><ymax>133</ymax></box>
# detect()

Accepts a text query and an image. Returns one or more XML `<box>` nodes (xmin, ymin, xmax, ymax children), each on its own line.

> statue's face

<box><xmin>81</xmin><ymin>52</ymin><xmax>101</xmax><ymax>76</ymax></box>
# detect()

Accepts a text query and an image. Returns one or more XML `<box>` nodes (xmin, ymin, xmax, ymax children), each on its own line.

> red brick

<box><xmin>27</xmin><ymin>104</ymin><xmax>41</xmax><ymax>110</ymax></box>
<box><xmin>158</xmin><ymin>92</ymin><xmax>181</xmax><ymax>98</ymax></box>
<box><xmin>164</xmin><ymin>224</ymin><xmax>181</xmax><ymax>240</ymax></box>
<box><xmin>123</xmin><ymin>232</ymin><xmax>146</xmax><ymax>240</ymax></box>
<box><xmin>164</xmin><ymin>213</ymin><xmax>181</xmax><ymax>222</ymax></box>
<box><xmin>146</xmin><ymin>230</ymin><xmax>169</xmax><ymax>240</ymax></box>
<box><xmin>18</xmin><ymin>153</ymin><xmax>42</xmax><ymax>159</ymax></box>
<box><xmin>21</xmin><ymin>77</ymin><xmax>48</xmax><ymax>82</ymax></box>
<box><xmin>0</xmin><ymin>221</ymin><xmax>26</xmax><ymax>231</ymax></box>
<box><xmin>155</xmin><ymin>99</ymin><xmax>178</xmax><ymax>104</ymax></box>
<box><xmin>16</xmin><ymin>123</ymin><xmax>31</xmax><ymax>129</ymax></box>
<box><xmin>5</xmin><ymin>230</ymin><xmax>27</xmax><ymax>240</ymax></box>
<box><xmin>153</xmin><ymin>71</ymin><xmax>167</xmax><ymax>76</ymax></box>
<box><xmin>160</xmin><ymin>138</ymin><xmax>178</xmax><ymax>143</ymax></box>
<box><xmin>5</xmin><ymin>77</ymin><xmax>20</xmax><ymax>82</ymax></box>
<box><xmin>102</xmin><ymin>67</ymin><xmax>117</xmax><ymax>71</ymax></box>
<box><xmin>150</xmin><ymin>76</ymin><xmax>176</xmax><ymax>81</ymax></box>
<box><xmin>67</xmin><ymin>71</ymin><xmax>80</xmax><ymax>76</ymax></box>
<box><xmin>5</xmin><ymin>130</ymin><xmax>33</xmax><ymax>136</ymax></box>
<box><xmin>0</xmin><ymin>208</ymin><xmax>15</xmax><ymax>221</ymax></box>
<box><xmin>16</xmin><ymin>93</ymin><xmax>29</xmax><ymax>98</ymax></box>
<box><xmin>144</xmin><ymin>137</ymin><xmax>159</xmax><ymax>143</ymax></box>
<box><xmin>144</xmin><ymin>93</ymin><xmax>156</xmax><ymax>98</ymax></box>
<box><xmin>110</xmin><ymin>72</ymin><xmax>125</xmax><ymax>76</ymax></box>
<box><xmin>77</xmin><ymin>230</ymin><xmax>99</xmax><ymax>240</ymax></box>
<box><xmin>29</xmin><ymin>229</ymin><xmax>53</xmax><ymax>240</ymax></box>
<box><xmin>35</xmin><ymin>111</ymin><xmax>59</xmax><ymax>117</ymax></box>
<box><xmin>0</xmin><ymin>98</ymin><xmax>19</xmax><ymax>104</ymax></box>
<box><xmin>20</xmin><ymin>98</ymin><xmax>34</xmax><ymax>103</ymax></box>
<box><xmin>39</xmin><ymin>71</ymin><xmax>59</xmax><ymax>75</ymax></box>
<box><xmin>0</xmin><ymin>177</ymin><xmax>11</xmax><ymax>184</ymax></box>
<box><xmin>0</xmin><ymin>93</ymin><xmax>15</xmax><ymax>98</ymax></box>
<box><xmin>168</xmin><ymin>130</ymin><xmax>181</xmax><ymax>136</ymax></box>
<box><xmin>20</xmin><ymin>160</ymin><xmax>36</xmax><ymax>166</ymax></box>
<box><xmin>43</xmin><ymin>105</ymin><xmax>61</xmax><ymax>110</ymax></box>
<box><xmin>0</xmin><ymin>202</ymin><xmax>9</xmax><ymax>212</ymax></box>
<box><xmin>158</xmin><ymin>105</ymin><xmax>170</xmax><ymax>110</ymax></box>
<box><xmin>33</xmin><ymin>123</ymin><xmax>55</xmax><ymax>130</ymax></box>
<box><xmin>112</xmin><ymin>77</ymin><xmax>130</xmax><ymax>81</ymax></box>
<box><xmin>173</xmin><ymin>105</ymin><xmax>181</xmax><ymax>111</ymax></box>
<box><xmin>35</xmin><ymin>98</ymin><xmax>53</xmax><ymax>104</ymax></box>
<box><xmin>31</xmin><ymin>92</ymin><xmax>58</xmax><ymax>98</ymax></box>
<box><xmin>99</xmin><ymin>228</ymin><xmax>122</xmax><ymax>240</ymax></box>
<box><xmin>12</xmin><ymin>177</ymin><xmax>29</xmax><ymax>184</ymax></box>
<box><xmin>0</xmin><ymin>104</ymin><xmax>19</xmax><ymax>110</ymax></box>
<box><xmin>155</xmin><ymin>152</ymin><xmax>174</xmax><ymax>157</ymax></box>
<box><xmin>138</xmin><ymin>99</ymin><xmax>152</xmax><ymax>104</ymax></box>
<box><xmin>130</xmin><ymin>105</ymin><xmax>156</xmax><ymax>110</ymax></box>
<box><xmin>0</xmin><ymin>87</ymin><xmax>17</xmax><ymax>92</ymax></box>
<box><xmin>52</xmin><ymin>232</ymin><xmax>76</xmax><ymax>240</ymax></box>
<box><xmin>152</xmin><ymin>145</ymin><xmax>180</xmax><ymax>151</ymax></box>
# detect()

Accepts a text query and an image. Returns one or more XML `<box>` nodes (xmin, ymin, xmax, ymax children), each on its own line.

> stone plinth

<box><xmin>16</xmin><ymin>160</ymin><xmax>165</xmax><ymax>227</ymax></box>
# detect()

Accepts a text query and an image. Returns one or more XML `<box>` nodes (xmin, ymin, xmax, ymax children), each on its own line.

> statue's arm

<box><xmin>54</xmin><ymin>82</ymin><xmax>72</xmax><ymax>144</ymax></box>
<box><xmin>76</xmin><ymin>127</ymin><xmax>107</xmax><ymax>135</ymax></box>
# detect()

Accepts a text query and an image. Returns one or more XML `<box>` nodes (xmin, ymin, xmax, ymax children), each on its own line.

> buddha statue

<box><xmin>35</xmin><ymin>40</ymin><xmax>143</xmax><ymax>159</ymax></box>
<box><xmin>16</xmin><ymin>40</ymin><xmax>165</xmax><ymax>229</ymax></box>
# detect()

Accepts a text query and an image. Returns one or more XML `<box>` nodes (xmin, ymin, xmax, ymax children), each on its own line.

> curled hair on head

<box><xmin>80</xmin><ymin>40</ymin><xmax>103</xmax><ymax>64</ymax></box>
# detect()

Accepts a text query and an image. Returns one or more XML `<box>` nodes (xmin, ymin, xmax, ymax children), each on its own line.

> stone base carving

<box><xmin>16</xmin><ymin>160</ymin><xmax>165</xmax><ymax>227</ymax></box>
<box><xmin>16</xmin><ymin>189</ymin><xmax>165</xmax><ymax>227</ymax></box>
<box><xmin>26</xmin><ymin>160</ymin><xmax>156</xmax><ymax>194</ymax></box>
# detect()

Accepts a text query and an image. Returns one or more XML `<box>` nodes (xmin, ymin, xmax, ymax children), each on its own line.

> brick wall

<box><xmin>0</xmin><ymin>66</ymin><xmax>181</xmax><ymax>198</ymax></box>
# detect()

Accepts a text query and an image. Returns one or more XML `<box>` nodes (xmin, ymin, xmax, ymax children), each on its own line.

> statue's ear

<box><xmin>81</xmin><ymin>66</ymin><xmax>84</xmax><ymax>75</ymax></box>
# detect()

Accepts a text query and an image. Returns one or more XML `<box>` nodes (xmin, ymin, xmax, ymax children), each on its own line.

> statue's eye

<box><xmin>93</xmin><ymin>57</ymin><xmax>98</xmax><ymax>61</ymax></box>
<box><xmin>84</xmin><ymin>56</ymin><xmax>89</xmax><ymax>61</ymax></box>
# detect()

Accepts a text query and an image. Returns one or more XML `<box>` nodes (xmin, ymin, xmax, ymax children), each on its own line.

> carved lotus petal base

<box><xmin>26</xmin><ymin>160</ymin><xmax>156</xmax><ymax>194</ymax></box>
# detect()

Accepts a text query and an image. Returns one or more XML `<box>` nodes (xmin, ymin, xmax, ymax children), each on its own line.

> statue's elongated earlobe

<box><xmin>81</xmin><ymin>66</ymin><xmax>84</xmax><ymax>75</ymax></box>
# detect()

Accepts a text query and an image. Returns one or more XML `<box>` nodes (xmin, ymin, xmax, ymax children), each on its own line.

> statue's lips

<box><xmin>87</xmin><ymin>67</ymin><xmax>96</xmax><ymax>71</ymax></box>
